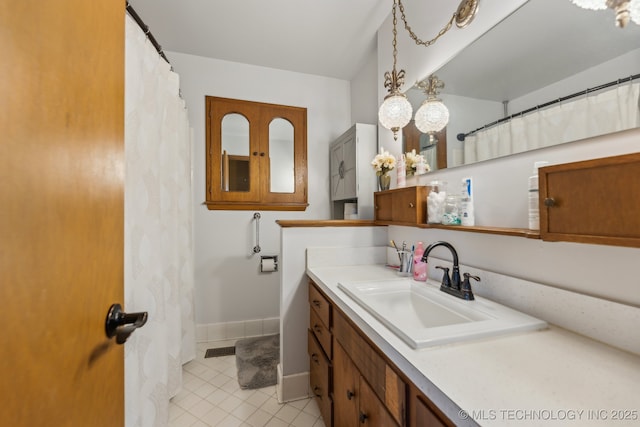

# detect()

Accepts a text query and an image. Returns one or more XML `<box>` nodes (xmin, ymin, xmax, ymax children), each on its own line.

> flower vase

<box><xmin>378</xmin><ymin>174</ymin><xmax>391</xmax><ymax>191</ymax></box>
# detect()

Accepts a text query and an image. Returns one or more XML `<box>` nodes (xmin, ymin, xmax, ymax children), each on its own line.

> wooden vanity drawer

<box><xmin>333</xmin><ymin>310</ymin><xmax>406</xmax><ymax>425</ymax></box>
<box><xmin>308</xmin><ymin>329</ymin><xmax>332</xmax><ymax>424</ymax></box>
<box><xmin>310</xmin><ymin>306</ymin><xmax>332</xmax><ymax>359</ymax></box>
<box><xmin>309</xmin><ymin>281</ymin><xmax>331</xmax><ymax>328</ymax></box>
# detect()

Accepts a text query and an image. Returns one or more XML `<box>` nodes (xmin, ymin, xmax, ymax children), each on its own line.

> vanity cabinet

<box><xmin>309</xmin><ymin>280</ymin><xmax>451</xmax><ymax>427</ymax></box>
<box><xmin>330</xmin><ymin>124</ymin><xmax>377</xmax><ymax>219</ymax></box>
<box><xmin>539</xmin><ymin>152</ymin><xmax>640</xmax><ymax>248</ymax></box>
<box><xmin>374</xmin><ymin>186</ymin><xmax>427</xmax><ymax>225</ymax></box>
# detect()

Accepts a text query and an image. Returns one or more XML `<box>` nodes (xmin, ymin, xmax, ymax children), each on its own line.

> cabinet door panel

<box><xmin>310</xmin><ymin>308</ymin><xmax>332</xmax><ymax>359</ymax></box>
<box><xmin>414</xmin><ymin>396</ymin><xmax>447</xmax><ymax>427</ymax></box>
<box><xmin>309</xmin><ymin>282</ymin><xmax>331</xmax><ymax>327</ymax></box>
<box><xmin>540</xmin><ymin>153</ymin><xmax>640</xmax><ymax>247</ymax></box>
<box><xmin>333</xmin><ymin>342</ymin><xmax>359</xmax><ymax>427</ymax></box>
<box><xmin>308</xmin><ymin>330</ymin><xmax>332</xmax><ymax>424</ymax></box>
<box><xmin>374</xmin><ymin>191</ymin><xmax>393</xmax><ymax>221</ymax></box>
<box><xmin>359</xmin><ymin>376</ymin><xmax>399</xmax><ymax>426</ymax></box>
<box><xmin>394</xmin><ymin>187</ymin><xmax>426</xmax><ymax>224</ymax></box>
<box><xmin>210</xmin><ymin>99</ymin><xmax>262</xmax><ymax>203</ymax></box>
<box><xmin>341</xmin><ymin>134</ymin><xmax>358</xmax><ymax>200</ymax></box>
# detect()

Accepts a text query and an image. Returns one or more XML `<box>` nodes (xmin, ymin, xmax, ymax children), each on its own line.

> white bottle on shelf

<box><xmin>460</xmin><ymin>177</ymin><xmax>475</xmax><ymax>226</ymax></box>
<box><xmin>528</xmin><ymin>161</ymin><xmax>549</xmax><ymax>231</ymax></box>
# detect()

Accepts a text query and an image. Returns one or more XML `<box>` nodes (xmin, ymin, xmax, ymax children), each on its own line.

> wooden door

<box><xmin>0</xmin><ymin>1</ymin><xmax>125</xmax><ymax>425</ymax></box>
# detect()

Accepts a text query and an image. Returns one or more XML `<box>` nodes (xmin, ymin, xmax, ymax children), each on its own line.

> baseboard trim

<box><xmin>277</xmin><ymin>364</ymin><xmax>310</xmax><ymax>403</ymax></box>
<box><xmin>196</xmin><ymin>317</ymin><xmax>280</xmax><ymax>342</ymax></box>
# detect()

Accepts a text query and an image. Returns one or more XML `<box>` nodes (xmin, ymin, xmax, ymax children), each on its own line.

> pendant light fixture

<box><xmin>414</xmin><ymin>75</ymin><xmax>449</xmax><ymax>134</ymax></box>
<box><xmin>378</xmin><ymin>0</ymin><xmax>480</xmax><ymax>139</ymax></box>
<box><xmin>378</xmin><ymin>0</ymin><xmax>412</xmax><ymax>141</ymax></box>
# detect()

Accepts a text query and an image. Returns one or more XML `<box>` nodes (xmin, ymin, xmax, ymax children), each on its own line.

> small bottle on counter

<box><xmin>413</xmin><ymin>241</ymin><xmax>427</xmax><ymax>282</ymax></box>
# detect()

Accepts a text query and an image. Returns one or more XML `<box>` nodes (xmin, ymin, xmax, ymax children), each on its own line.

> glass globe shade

<box><xmin>570</xmin><ymin>0</ymin><xmax>607</xmax><ymax>10</ymax></box>
<box><xmin>378</xmin><ymin>94</ymin><xmax>413</xmax><ymax>131</ymax></box>
<box><xmin>414</xmin><ymin>99</ymin><xmax>450</xmax><ymax>133</ymax></box>
<box><xmin>630</xmin><ymin>0</ymin><xmax>640</xmax><ymax>24</ymax></box>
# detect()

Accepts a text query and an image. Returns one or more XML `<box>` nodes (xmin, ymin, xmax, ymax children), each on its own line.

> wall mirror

<box><xmin>405</xmin><ymin>0</ymin><xmax>640</xmax><ymax>169</ymax></box>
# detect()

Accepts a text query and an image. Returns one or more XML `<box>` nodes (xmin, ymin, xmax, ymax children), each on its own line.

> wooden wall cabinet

<box><xmin>374</xmin><ymin>186</ymin><xmax>427</xmax><ymax>225</ymax></box>
<box><xmin>539</xmin><ymin>152</ymin><xmax>640</xmax><ymax>248</ymax></box>
<box><xmin>330</xmin><ymin>124</ymin><xmax>377</xmax><ymax>219</ymax></box>
<box><xmin>205</xmin><ymin>96</ymin><xmax>308</xmax><ymax>211</ymax></box>
<box><xmin>309</xmin><ymin>280</ymin><xmax>451</xmax><ymax>427</ymax></box>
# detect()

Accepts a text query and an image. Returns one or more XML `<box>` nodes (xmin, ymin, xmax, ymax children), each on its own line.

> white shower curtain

<box><xmin>124</xmin><ymin>15</ymin><xmax>195</xmax><ymax>427</ymax></box>
<box><xmin>464</xmin><ymin>82</ymin><xmax>640</xmax><ymax>164</ymax></box>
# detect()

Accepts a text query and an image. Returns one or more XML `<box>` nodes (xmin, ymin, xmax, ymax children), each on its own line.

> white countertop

<box><xmin>307</xmin><ymin>263</ymin><xmax>640</xmax><ymax>427</ymax></box>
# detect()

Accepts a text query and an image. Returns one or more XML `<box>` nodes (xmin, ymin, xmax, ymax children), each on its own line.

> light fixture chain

<box><xmin>397</xmin><ymin>0</ymin><xmax>456</xmax><ymax>47</ymax></box>
<box><xmin>392</xmin><ymin>0</ymin><xmax>399</xmax><ymax>70</ymax></box>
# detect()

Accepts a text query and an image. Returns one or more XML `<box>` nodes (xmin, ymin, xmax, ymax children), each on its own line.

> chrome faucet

<box><xmin>420</xmin><ymin>241</ymin><xmax>479</xmax><ymax>300</ymax></box>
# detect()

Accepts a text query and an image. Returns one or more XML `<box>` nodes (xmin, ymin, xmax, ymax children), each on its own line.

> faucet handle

<box><xmin>461</xmin><ymin>273</ymin><xmax>480</xmax><ymax>300</ymax></box>
<box><xmin>435</xmin><ymin>266</ymin><xmax>451</xmax><ymax>288</ymax></box>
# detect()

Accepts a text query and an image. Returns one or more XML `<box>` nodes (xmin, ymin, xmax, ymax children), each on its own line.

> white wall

<box><xmin>350</xmin><ymin>47</ymin><xmax>379</xmax><ymax>125</ymax></box>
<box><xmin>279</xmin><ymin>226</ymin><xmax>387</xmax><ymax>400</ymax></box>
<box><xmin>168</xmin><ymin>51</ymin><xmax>353</xmax><ymax>325</ymax></box>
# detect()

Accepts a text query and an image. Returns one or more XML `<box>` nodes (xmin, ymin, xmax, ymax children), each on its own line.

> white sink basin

<box><xmin>338</xmin><ymin>278</ymin><xmax>547</xmax><ymax>348</ymax></box>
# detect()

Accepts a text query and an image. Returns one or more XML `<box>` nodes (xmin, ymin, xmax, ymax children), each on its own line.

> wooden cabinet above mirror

<box><xmin>205</xmin><ymin>96</ymin><xmax>308</xmax><ymax>211</ymax></box>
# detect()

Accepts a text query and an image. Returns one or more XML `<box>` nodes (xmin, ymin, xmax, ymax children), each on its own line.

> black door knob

<box><xmin>105</xmin><ymin>303</ymin><xmax>148</xmax><ymax>344</ymax></box>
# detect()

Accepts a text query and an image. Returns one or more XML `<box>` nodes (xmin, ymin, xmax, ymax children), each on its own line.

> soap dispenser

<box><xmin>413</xmin><ymin>241</ymin><xmax>427</xmax><ymax>282</ymax></box>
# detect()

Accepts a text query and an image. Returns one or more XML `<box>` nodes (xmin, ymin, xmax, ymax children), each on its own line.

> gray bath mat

<box><xmin>235</xmin><ymin>334</ymin><xmax>279</xmax><ymax>389</ymax></box>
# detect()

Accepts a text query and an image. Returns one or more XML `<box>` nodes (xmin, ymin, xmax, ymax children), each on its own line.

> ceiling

<box><xmin>127</xmin><ymin>0</ymin><xmax>391</xmax><ymax>81</ymax></box>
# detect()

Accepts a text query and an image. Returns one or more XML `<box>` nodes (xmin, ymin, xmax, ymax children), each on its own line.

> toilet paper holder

<box><xmin>260</xmin><ymin>255</ymin><xmax>278</xmax><ymax>273</ymax></box>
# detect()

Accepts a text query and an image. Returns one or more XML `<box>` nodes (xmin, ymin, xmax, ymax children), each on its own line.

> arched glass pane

<box><xmin>221</xmin><ymin>113</ymin><xmax>250</xmax><ymax>192</ymax></box>
<box><xmin>269</xmin><ymin>118</ymin><xmax>294</xmax><ymax>193</ymax></box>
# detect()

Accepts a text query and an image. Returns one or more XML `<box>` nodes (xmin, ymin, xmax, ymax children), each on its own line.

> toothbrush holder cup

<box><xmin>397</xmin><ymin>250</ymin><xmax>413</xmax><ymax>276</ymax></box>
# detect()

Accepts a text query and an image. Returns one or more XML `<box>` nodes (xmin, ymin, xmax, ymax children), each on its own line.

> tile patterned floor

<box><xmin>169</xmin><ymin>340</ymin><xmax>325</xmax><ymax>427</ymax></box>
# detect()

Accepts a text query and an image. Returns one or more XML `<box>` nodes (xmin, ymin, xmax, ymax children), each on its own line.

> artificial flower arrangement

<box><xmin>405</xmin><ymin>149</ymin><xmax>429</xmax><ymax>175</ymax></box>
<box><xmin>371</xmin><ymin>147</ymin><xmax>396</xmax><ymax>176</ymax></box>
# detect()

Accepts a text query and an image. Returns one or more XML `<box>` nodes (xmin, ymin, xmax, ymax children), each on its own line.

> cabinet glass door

<box><xmin>268</xmin><ymin>118</ymin><xmax>294</xmax><ymax>193</ymax></box>
<box><xmin>221</xmin><ymin>113</ymin><xmax>250</xmax><ymax>192</ymax></box>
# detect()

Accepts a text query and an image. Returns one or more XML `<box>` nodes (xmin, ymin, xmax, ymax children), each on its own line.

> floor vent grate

<box><xmin>205</xmin><ymin>346</ymin><xmax>236</xmax><ymax>358</ymax></box>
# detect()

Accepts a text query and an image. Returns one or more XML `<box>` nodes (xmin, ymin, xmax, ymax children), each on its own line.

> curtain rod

<box><xmin>125</xmin><ymin>1</ymin><xmax>170</xmax><ymax>65</ymax></box>
<box><xmin>457</xmin><ymin>73</ymin><xmax>640</xmax><ymax>142</ymax></box>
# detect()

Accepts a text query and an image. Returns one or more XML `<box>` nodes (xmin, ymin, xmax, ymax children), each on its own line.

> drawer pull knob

<box><xmin>311</xmin><ymin>353</ymin><xmax>320</xmax><ymax>364</ymax></box>
<box><xmin>313</xmin><ymin>324</ymin><xmax>322</xmax><ymax>334</ymax></box>
<box><xmin>409</xmin><ymin>202</ymin><xmax>415</xmax><ymax>208</ymax></box>
<box><xmin>544</xmin><ymin>197</ymin><xmax>556</xmax><ymax>207</ymax></box>
<box><xmin>359</xmin><ymin>412</ymin><xmax>368</xmax><ymax>423</ymax></box>
<box><xmin>346</xmin><ymin>390</ymin><xmax>355</xmax><ymax>400</ymax></box>
<box><xmin>312</xmin><ymin>300</ymin><xmax>321</xmax><ymax>307</ymax></box>
<box><xmin>313</xmin><ymin>386</ymin><xmax>322</xmax><ymax>398</ymax></box>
